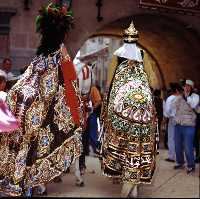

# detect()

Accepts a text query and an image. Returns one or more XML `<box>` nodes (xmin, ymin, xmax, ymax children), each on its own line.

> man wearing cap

<box><xmin>173</xmin><ymin>79</ymin><xmax>199</xmax><ymax>174</ymax></box>
<box><xmin>183</xmin><ymin>80</ymin><xmax>199</xmax><ymax>109</ymax></box>
<box><xmin>100</xmin><ymin>22</ymin><xmax>157</xmax><ymax>198</ymax></box>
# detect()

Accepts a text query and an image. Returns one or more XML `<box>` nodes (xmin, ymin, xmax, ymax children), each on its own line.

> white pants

<box><xmin>167</xmin><ymin>118</ymin><xmax>176</xmax><ymax>160</ymax></box>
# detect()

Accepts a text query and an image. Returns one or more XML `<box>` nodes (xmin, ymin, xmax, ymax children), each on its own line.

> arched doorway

<box><xmin>70</xmin><ymin>14</ymin><xmax>200</xmax><ymax>89</ymax></box>
<box><xmin>75</xmin><ymin>35</ymin><xmax>164</xmax><ymax>93</ymax></box>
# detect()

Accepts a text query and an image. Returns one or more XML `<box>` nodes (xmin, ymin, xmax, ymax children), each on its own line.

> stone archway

<box><xmin>89</xmin><ymin>14</ymin><xmax>200</xmax><ymax>88</ymax></box>
<box><xmin>87</xmin><ymin>34</ymin><xmax>164</xmax><ymax>90</ymax></box>
<box><xmin>68</xmin><ymin>13</ymin><xmax>200</xmax><ymax>89</ymax></box>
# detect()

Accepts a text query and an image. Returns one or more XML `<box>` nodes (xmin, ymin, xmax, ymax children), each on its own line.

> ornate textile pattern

<box><xmin>24</xmin><ymin>127</ymin><xmax>82</xmax><ymax>189</ymax></box>
<box><xmin>54</xmin><ymin>85</ymin><xmax>75</xmax><ymax>132</ymax></box>
<box><xmin>0</xmin><ymin>49</ymin><xmax>83</xmax><ymax>196</ymax></box>
<box><xmin>102</xmin><ymin>60</ymin><xmax>157</xmax><ymax>184</ymax></box>
<box><xmin>139</xmin><ymin>0</ymin><xmax>200</xmax><ymax>16</ymax></box>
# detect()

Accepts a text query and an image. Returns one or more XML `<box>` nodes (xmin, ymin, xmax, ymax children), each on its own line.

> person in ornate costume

<box><xmin>100</xmin><ymin>22</ymin><xmax>158</xmax><ymax>198</ymax></box>
<box><xmin>0</xmin><ymin>2</ymin><xmax>83</xmax><ymax>196</ymax></box>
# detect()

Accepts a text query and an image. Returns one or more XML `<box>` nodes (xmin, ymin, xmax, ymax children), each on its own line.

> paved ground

<box><xmin>46</xmin><ymin>149</ymin><xmax>199</xmax><ymax>198</ymax></box>
<box><xmin>0</xmin><ymin>149</ymin><xmax>199</xmax><ymax>197</ymax></box>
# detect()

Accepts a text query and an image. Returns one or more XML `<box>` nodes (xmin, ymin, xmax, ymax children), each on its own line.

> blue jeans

<box><xmin>175</xmin><ymin>124</ymin><xmax>195</xmax><ymax>168</ymax></box>
<box><xmin>88</xmin><ymin>112</ymin><xmax>98</xmax><ymax>152</ymax></box>
<box><xmin>167</xmin><ymin>118</ymin><xmax>176</xmax><ymax>160</ymax></box>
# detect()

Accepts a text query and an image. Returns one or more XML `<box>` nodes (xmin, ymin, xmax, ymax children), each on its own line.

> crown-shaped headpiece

<box><xmin>123</xmin><ymin>21</ymin><xmax>139</xmax><ymax>43</ymax></box>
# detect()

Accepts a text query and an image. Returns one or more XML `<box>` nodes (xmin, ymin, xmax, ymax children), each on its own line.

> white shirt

<box><xmin>164</xmin><ymin>95</ymin><xmax>177</xmax><ymax>118</ymax></box>
<box><xmin>186</xmin><ymin>93</ymin><xmax>199</xmax><ymax>109</ymax></box>
<box><xmin>0</xmin><ymin>91</ymin><xmax>7</xmax><ymax>102</ymax></box>
<box><xmin>7</xmin><ymin>72</ymin><xmax>15</xmax><ymax>81</ymax></box>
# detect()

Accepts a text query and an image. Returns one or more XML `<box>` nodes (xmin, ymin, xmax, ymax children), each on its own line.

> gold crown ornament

<box><xmin>123</xmin><ymin>21</ymin><xmax>139</xmax><ymax>43</ymax></box>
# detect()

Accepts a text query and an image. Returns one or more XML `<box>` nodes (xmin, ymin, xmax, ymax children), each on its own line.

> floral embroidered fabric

<box><xmin>0</xmin><ymin>49</ymin><xmax>83</xmax><ymax>196</ymax></box>
<box><xmin>101</xmin><ymin>60</ymin><xmax>157</xmax><ymax>184</ymax></box>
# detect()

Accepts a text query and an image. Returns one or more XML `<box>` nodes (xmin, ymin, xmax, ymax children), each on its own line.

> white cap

<box><xmin>0</xmin><ymin>69</ymin><xmax>7</xmax><ymax>80</ymax></box>
<box><xmin>186</xmin><ymin>79</ymin><xmax>194</xmax><ymax>87</ymax></box>
<box><xmin>113</xmin><ymin>43</ymin><xmax>143</xmax><ymax>62</ymax></box>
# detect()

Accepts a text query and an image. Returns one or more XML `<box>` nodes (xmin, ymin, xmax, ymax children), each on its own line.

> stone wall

<box><xmin>0</xmin><ymin>0</ymin><xmax>49</xmax><ymax>71</ymax></box>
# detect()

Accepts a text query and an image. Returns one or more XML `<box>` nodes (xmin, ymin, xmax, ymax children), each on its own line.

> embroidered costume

<box><xmin>101</xmin><ymin>22</ymin><xmax>157</xmax><ymax>184</ymax></box>
<box><xmin>0</xmin><ymin>2</ymin><xmax>83</xmax><ymax>196</ymax></box>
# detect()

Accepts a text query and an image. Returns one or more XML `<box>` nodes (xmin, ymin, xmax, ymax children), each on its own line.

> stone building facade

<box><xmin>0</xmin><ymin>0</ymin><xmax>49</xmax><ymax>74</ymax></box>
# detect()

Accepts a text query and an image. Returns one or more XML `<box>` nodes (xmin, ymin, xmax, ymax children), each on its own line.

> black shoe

<box><xmin>165</xmin><ymin>158</ymin><xmax>175</xmax><ymax>163</ymax></box>
<box><xmin>38</xmin><ymin>190</ymin><xmax>47</xmax><ymax>196</ymax></box>
<box><xmin>186</xmin><ymin>167</ymin><xmax>195</xmax><ymax>174</ymax></box>
<box><xmin>53</xmin><ymin>176</ymin><xmax>62</xmax><ymax>183</ymax></box>
<box><xmin>174</xmin><ymin>165</ymin><xmax>184</xmax><ymax>169</ymax></box>
<box><xmin>64</xmin><ymin>168</ymin><xmax>70</xmax><ymax>173</ymax></box>
<box><xmin>75</xmin><ymin>181</ymin><xmax>84</xmax><ymax>187</ymax></box>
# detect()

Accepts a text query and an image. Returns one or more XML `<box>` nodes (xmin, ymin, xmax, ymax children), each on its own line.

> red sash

<box><xmin>61</xmin><ymin>57</ymin><xmax>81</xmax><ymax>127</ymax></box>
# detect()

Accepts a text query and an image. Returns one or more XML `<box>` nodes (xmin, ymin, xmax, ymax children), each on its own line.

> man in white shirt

<box><xmin>164</xmin><ymin>83</ymin><xmax>182</xmax><ymax>162</ymax></box>
<box><xmin>183</xmin><ymin>79</ymin><xmax>199</xmax><ymax>109</ymax></box>
<box><xmin>1</xmin><ymin>58</ymin><xmax>15</xmax><ymax>82</ymax></box>
<box><xmin>183</xmin><ymin>80</ymin><xmax>200</xmax><ymax>164</ymax></box>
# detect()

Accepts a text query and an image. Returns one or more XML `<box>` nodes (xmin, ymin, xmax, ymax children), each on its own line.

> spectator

<box><xmin>1</xmin><ymin>58</ymin><xmax>15</xmax><ymax>81</ymax></box>
<box><xmin>193</xmin><ymin>86</ymin><xmax>200</xmax><ymax>163</ymax></box>
<box><xmin>194</xmin><ymin>98</ymin><xmax>200</xmax><ymax>163</ymax></box>
<box><xmin>163</xmin><ymin>88</ymin><xmax>172</xmax><ymax>149</ymax></box>
<box><xmin>164</xmin><ymin>82</ymin><xmax>183</xmax><ymax>162</ymax></box>
<box><xmin>0</xmin><ymin>69</ymin><xmax>7</xmax><ymax>100</ymax></box>
<box><xmin>95</xmin><ymin>84</ymin><xmax>102</xmax><ymax>118</ymax></box>
<box><xmin>153</xmin><ymin>89</ymin><xmax>163</xmax><ymax>149</ymax></box>
<box><xmin>78</xmin><ymin>85</ymin><xmax>102</xmax><ymax>177</ymax></box>
<box><xmin>173</xmin><ymin>79</ymin><xmax>199</xmax><ymax>174</ymax></box>
<box><xmin>0</xmin><ymin>58</ymin><xmax>19</xmax><ymax>91</ymax></box>
<box><xmin>88</xmin><ymin>85</ymin><xmax>102</xmax><ymax>154</ymax></box>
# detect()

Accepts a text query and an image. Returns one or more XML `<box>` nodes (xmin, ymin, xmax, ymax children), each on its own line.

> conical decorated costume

<box><xmin>101</xmin><ymin>22</ymin><xmax>158</xmax><ymax>184</ymax></box>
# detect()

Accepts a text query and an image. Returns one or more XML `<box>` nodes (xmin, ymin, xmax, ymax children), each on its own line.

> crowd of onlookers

<box><xmin>153</xmin><ymin>79</ymin><xmax>200</xmax><ymax>174</ymax></box>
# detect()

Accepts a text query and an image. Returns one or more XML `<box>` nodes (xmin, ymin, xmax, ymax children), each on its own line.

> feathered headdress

<box><xmin>35</xmin><ymin>1</ymin><xmax>73</xmax><ymax>33</ymax></box>
<box><xmin>35</xmin><ymin>1</ymin><xmax>74</xmax><ymax>56</ymax></box>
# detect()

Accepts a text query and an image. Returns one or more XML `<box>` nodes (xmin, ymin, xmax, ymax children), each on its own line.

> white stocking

<box><xmin>129</xmin><ymin>184</ymin><xmax>138</xmax><ymax>198</ymax></box>
<box><xmin>74</xmin><ymin>158</ymin><xmax>84</xmax><ymax>186</ymax></box>
<box><xmin>121</xmin><ymin>182</ymin><xmax>138</xmax><ymax>198</ymax></box>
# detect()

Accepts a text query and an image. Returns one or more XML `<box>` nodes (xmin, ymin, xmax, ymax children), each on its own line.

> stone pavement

<box><xmin>46</xmin><ymin>149</ymin><xmax>199</xmax><ymax>198</ymax></box>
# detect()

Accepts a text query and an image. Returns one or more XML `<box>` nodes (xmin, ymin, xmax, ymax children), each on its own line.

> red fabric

<box><xmin>61</xmin><ymin>58</ymin><xmax>81</xmax><ymax>127</ymax></box>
